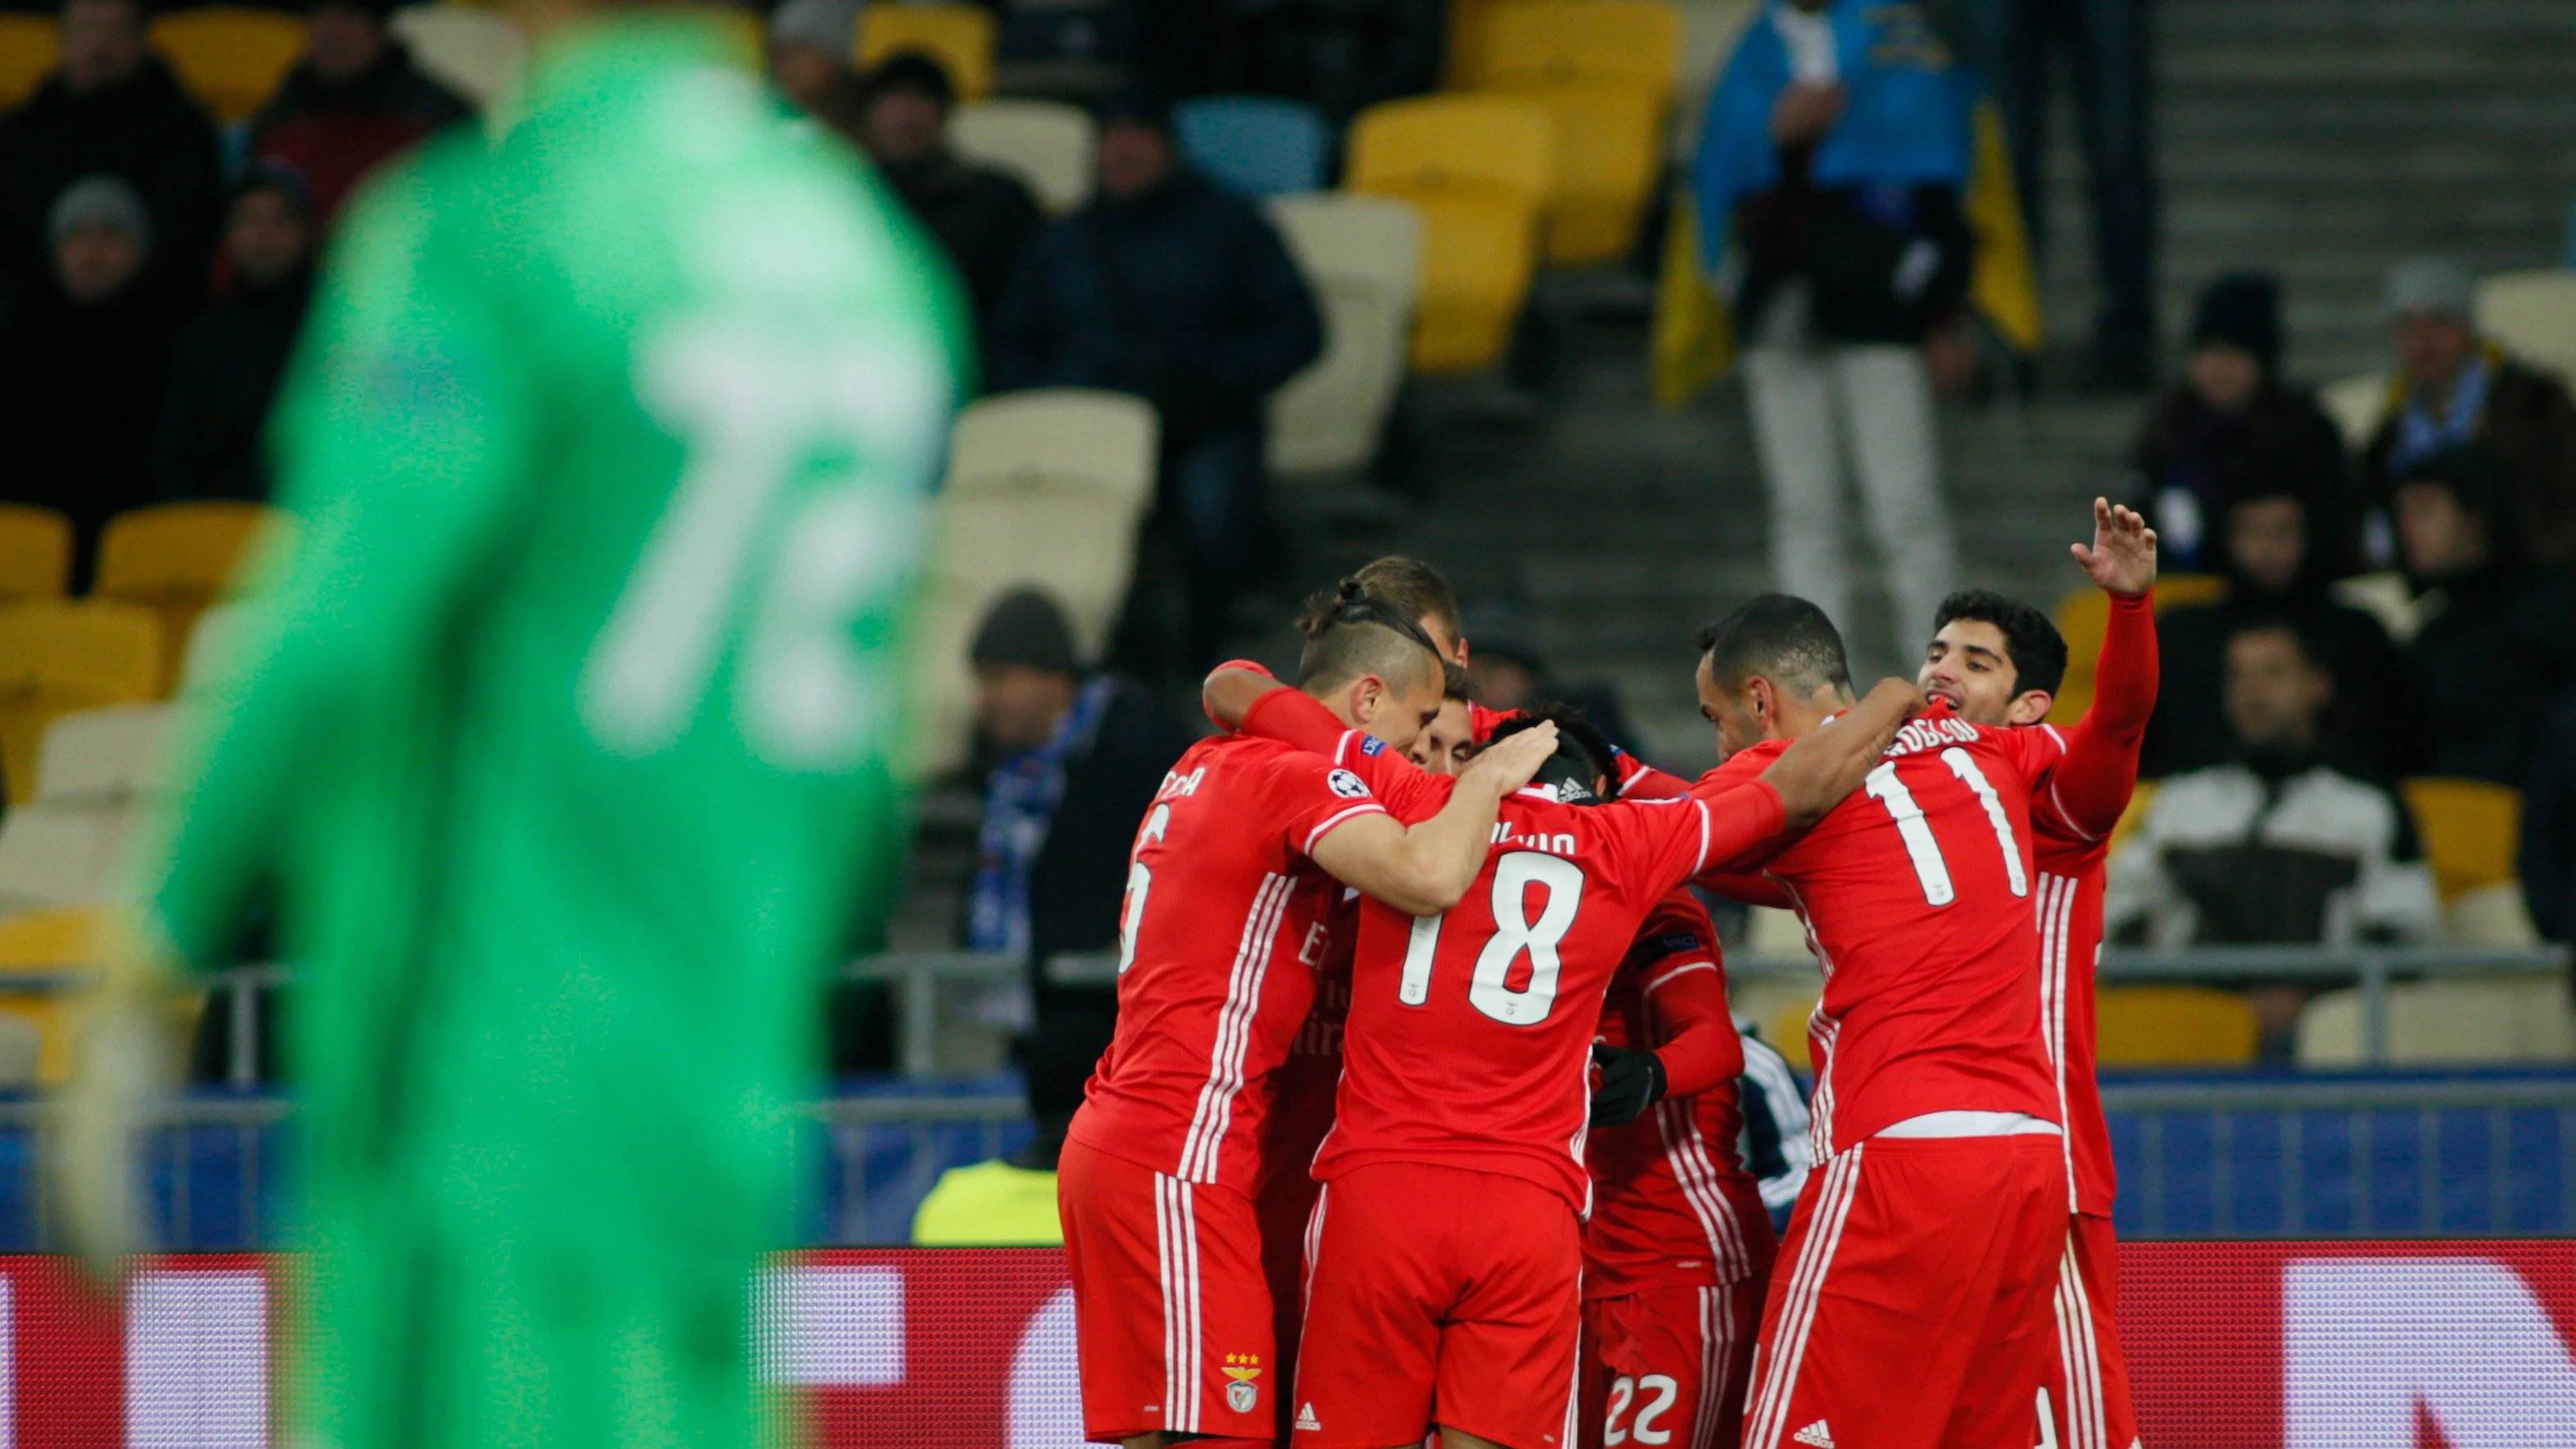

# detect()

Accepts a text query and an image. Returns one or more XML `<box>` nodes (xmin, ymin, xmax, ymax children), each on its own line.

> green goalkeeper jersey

<box><xmin>133</xmin><ymin>14</ymin><xmax>961</xmax><ymax>1444</ymax></box>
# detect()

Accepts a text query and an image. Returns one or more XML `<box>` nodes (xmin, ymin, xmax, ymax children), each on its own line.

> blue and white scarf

<box><xmin>968</xmin><ymin>676</ymin><xmax>1119</xmax><ymax>956</ymax></box>
<box><xmin>2389</xmin><ymin>354</ymin><xmax>2492</xmax><ymax>473</ymax></box>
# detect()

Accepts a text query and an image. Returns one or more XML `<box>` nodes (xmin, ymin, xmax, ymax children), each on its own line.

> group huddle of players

<box><xmin>1058</xmin><ymin>499</ymin><xmax>2163</xmax><ymax>1449</ymax></box>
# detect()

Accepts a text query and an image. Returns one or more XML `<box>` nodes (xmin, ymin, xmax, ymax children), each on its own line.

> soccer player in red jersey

<box><xmin>1917</xmin><ymin>507</ymin><xmax>2159</xmax><ymax>1449</ymax></box>
<box><xmin>1690</xmin><ymin>600</ymin><xmax>2084</xmax><ymax>1449</ymax></box>
<box><xmin>1579</xmin><ymin>887</ymin><xmax>1775</xmax><ymax>1449</ymax></box>
<box><xmin>1062</xmin><ymin>598</ymin><xmax>1562</xmax><ymax>1449</ymax></box>
<box><xmin>1212</xmin><ymin>678</ymin><xmax>1921</xmax><ymax>1449</ymax></box>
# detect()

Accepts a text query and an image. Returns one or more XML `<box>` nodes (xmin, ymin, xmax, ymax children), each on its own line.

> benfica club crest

<box><xmin>1222</xmin><ymin>1352</ymin><xmax>1263</xmax><ymax>1414</ymax></box>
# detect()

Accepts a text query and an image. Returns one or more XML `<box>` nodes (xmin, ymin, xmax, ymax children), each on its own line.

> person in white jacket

<box><xmin>2109</xmin><ymin>614</ymin><xmax>2441</xmax><ymax>1050</ymax></box>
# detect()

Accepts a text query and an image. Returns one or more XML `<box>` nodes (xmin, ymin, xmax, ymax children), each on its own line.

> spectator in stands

<box><xmin>1951</xmin><ymin>0</ymin><xmax>2159</xmax><ymax>388</ymax></box>
<box><xmin>963</xmin><ymin>589</ymin><xmax>1192</xmax><ymax>1027</ymax></box>
<box><xmin>765</xmin><ymin>0</ymin><xmax>862</xmax><ymax>116</ymax></box>
<box><xmin>2523</xmin><ymin>688</ymin><xmax>2576</xmax><ymax>946</ymax></box>
<box><xmin>2129</xmin><ymin>273</ymin><xmax>2348</xmax><ymax>574</ymax></box>
<box><xmin>0</xmin><ymin>0</ymin><xmax>222</xmax><ymax>309</ymax></box>
<box><xmin>2362</xmin><ymin>255</ymin><xmax>2576</xmax><ymax>571</ymax></box>
<box><xmin>246</xmin><ymin>0</ymin><xmax>472</xmax><ymax>228</ymax></box>
<box><xmin>990</xmin><ymin>93</ymin><xmax>1322</xmax><ymax>670</ymax></box>
<box><xmin>0</xmin><ymin>175</ymin><xmax>184</xmax><ymax>577</ymax></box>
<box><xmin>1214</xmin><ymin>0</ymin><xmax>1442</xmax><ymax>131</ymax></box>
<box><xmin>151</xmin><ymin>163</ymin><xmax>314</xmax><ymax>503</ymax></box>
<box><xmin>910</xmin><ymin>1007</ymin><xmax>1110</xmax><ymax>1244</ymax></box>
<box><xmin>2145</xmin><ymin>484</ymin><xmax>2419</xmax><ymax>780</ymax></box>
<box><xmin>1694</xmin><ymin>0</ymin><xmax>1973</xmax><ymax>670</ymax></box>
<box><xmin>840</xmin><ymin>53</ymin><xmax>1042</xmax><ymax>335</ymax></box>
<box><xmin>1458</xmin><ymin>601</ymin><xmax>1640</xmax><ymax>756</ymax></box>
<box><xmin>2108</xmin><ymin>615</ymin><xmax>2441</xmax><ymax>1052</ymax></box>
<box><xmin>2390</xmin><ymin>448</ymin><xmax>2576</xmax><ymax>787</ymax></box>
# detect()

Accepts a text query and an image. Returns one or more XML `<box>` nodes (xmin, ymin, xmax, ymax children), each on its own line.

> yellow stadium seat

<box><xmin>2108</xmin><ymin>779</ymin><xmax>2155</xmax><ymax>855</ymax></box>
<box><xmin>0</xmin><ymin>505</ymin><xmax>70</xmax><ymax>605</ymax></box>
<box><xmin>1347</xmin><ymin>96</ymin><xmax>1554</xmax><ymax>373</ymax></box>
<box><xmin>2046</xmin><ymin>574</ymin><xmax>2227</xmax><ymax>724</ymax></box>
<box><xmin>0</xmin><ymin>14</ymin><xmax>58</xmax><ymax>110</ymax></box>
<box><xmin>94</xmin><ymin>501</ymin><xmax>277</xmax><ymax>695</ymax></box>
<box><xmin>2475</xmin><ymin>269</ymin><xmax>2576</xmax><ymax>383</ymax></box>
<box><xmin>0</xmin><ymin>905</ymin><xmax>112</xmax><ymax>1085</ymax></box>
<box><xmin>0</xmin><ymin>601</ymin><xmax>160</xmax><ymax>801</ymax></box>
<box><xmin>1480</xmin><ymin>0</ymin><xmax>1684</xmax><ymax>102</ymax></box>
<box><xmin>856</xmin><ymin>3</ymin><xmax>995</xmax><ymax>101</ymax></box>
<box><xmin>2401</xmin><ymin>778</ymin><xmax>2520</xmax><ymax>902</ymax></box>
<box><xmin>1500</xmin><ymin>82</ymin><xmax>1662</xmax><ymax>264</ymax></box>
<box><xmin>2093</xmin><ymin>986</ymin><xmax>2259</xmax><ymax>1066</ymax></box>
<box><xmin>1764</xmin><ymin>993</ymin><xmax>1819</xmax><ymax>1072</ymax></box>
<box><xmin>149</xmin><ymin>7</ymin><xmax>307</xmax><ymax>123</ymax></box>
<box><xmin>702</xmin><ymin>4</ymin><xmax>763</xmax><ymax>69</ymax></box>
<box><xmin>1446</xmin><ymin>0</ymin><xmax>1505</xmax><ymax>84</ymax></box>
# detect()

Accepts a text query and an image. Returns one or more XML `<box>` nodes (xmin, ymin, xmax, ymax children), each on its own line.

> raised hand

<box><xmin>2070</xmin><ymin>496</ymin><xmax>2158</xmax><ymax>597</ymax></box>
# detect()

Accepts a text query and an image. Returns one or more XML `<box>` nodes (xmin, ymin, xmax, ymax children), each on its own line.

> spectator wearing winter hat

<box><xmin>246</xmin><ymin>0</ymin><xmax>472</xmax><ymax>227</ymax></box>
<box><xmin>151</xmin><ymin>163</ymin><xmax>316</xmax><ymax>504</ymax></box>
<box><xmin>0</xmin><ymin>0</ymin><xmax>224</xmax><ymax>310</ymax></box>
<box><xmin>765</xmin><ymin>0</ymin><xmax>863</xmax><ymax>115</ymax></box>
<box><xmin>2388</xmin><ymin>446</ymin><xmax>2576</xmax><ymax>786</ymax></box>
<box><xmin>2360</xmin><ymin>254</ymin><xmax>2576</xmax><ymax>571</ymax></box>
<box><xmin>0</xmin><ymin>174</ymin><xmax>187</xmax><ymax>576</ymax></box>
<box><xmin>963</xmin><ymin>588</ymin><xmax>1191</xmax><ymax>1025</ymax></box>
<box><xmin>2128</xmin><ymin>272</ymin><xmax>2348</xmax><ymax>574</ymax></box>
<box><xmin>990</xmin><ymin>91</ymin><xmax>1322</xmax><ymax>671</ymax></box>
<box><xmin>836</xmin><ymin>52</ymin><xmax>1040</xmax><ymax>336</ymax></box>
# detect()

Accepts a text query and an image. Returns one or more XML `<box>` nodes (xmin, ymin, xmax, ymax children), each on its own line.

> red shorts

<box><xmin>1059</xmin><ymin>1139</ymin><xmax>1277</xmax><ymax>1442</ymax></box>
<box><xmin>2042</xmin><ymin>1212</ymin><xmax>2140</xmax><ymax>1449</ymax></box>
<box><xmin>1742</xmin><ymin>1134</ymin><xmax>2065</xmax><ymax>1449</ymax></box>
<box><xmin>1580</xmin><ymin>1277</ymin><xmax>1765</xmax><ymax>1449</ymax></box>
<box><xmin>1293</xmin><ymin>1161</ymin><xmax>1583</xmax><ymax>1449</ymax></box>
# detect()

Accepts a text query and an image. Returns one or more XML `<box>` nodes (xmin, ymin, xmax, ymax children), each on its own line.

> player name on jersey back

<box><xmin>1704</xmin><ymin>706</ymin><xmax>2066</xmax><ymax>1159</ymax></box>
<box><xmin>1068</xmin><ymin>734</ymin><xmax>1387</xmax><ymax>1195</ymax></box>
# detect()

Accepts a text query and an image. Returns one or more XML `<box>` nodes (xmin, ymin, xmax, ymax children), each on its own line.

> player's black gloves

<box><xmin>1589</xmin><ymin>1045</ymin><xmax>1667</xmax><ymax>1128</ymax></box>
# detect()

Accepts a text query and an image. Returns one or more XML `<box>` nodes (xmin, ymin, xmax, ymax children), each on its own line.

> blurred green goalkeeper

<box><xmin>56</xmin><ymin>2</ymin><xmax>963</xmax><ymax>1444</ymax></box>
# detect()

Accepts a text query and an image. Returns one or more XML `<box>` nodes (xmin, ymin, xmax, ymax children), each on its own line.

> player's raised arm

<box><xmin>2044</xmin><ymin>498</ymin><xmax>2162</xmax><ymax>835</ymax></box>
<box><xmin>1310</xmin><ymin>723</ymin><xmax>1558</xmax><ymax>915</ymax></box>
<box><xmin>1749</xmin><ymin>676</ymin><xmax>1925</xmax><ymax>825</ymax></box>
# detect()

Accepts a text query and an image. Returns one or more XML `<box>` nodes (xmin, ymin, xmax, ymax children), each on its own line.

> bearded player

<box><xmin>1918</xmin><ymin>564</ymin><xmax>2158</xmax><ymax>1446</ymax></box>
<box><xmin>1062</xmin><ymin>595</ymin><xmax>1561</xmax><ymax>1447</ymax></box>
<box><xmin>1691</xmin><ymin>500</ymin><xmax>2156</xmax><ymax>1449</ymax></box>
<box><xmin>1210</xmin><ymin>668</ymin><xmax>1919</xmax><ymax>1449</ymax></box>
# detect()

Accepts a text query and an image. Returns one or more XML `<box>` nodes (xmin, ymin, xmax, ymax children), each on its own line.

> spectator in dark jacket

<box><xmin>0</xmin><ymin>175</ymin><xmax>185</xmax><ymax>576</ymax></box>
<box><xmin>152</xmin><ymin>164</ymin><xmax>314</xmax><ymax>503</ymax></box>
<box><xmin>247</xmin><ymin>0</ymin><xmax>471</xmax><ymax>226</ymax></box>
<box><xmin>2392</xmin><ymin>448</ymin><xmax>2576</xmax><ymax>787</ymax></box>
<box><xmin>990</xmin><ymin>93</ymin><xmax>1322</xmax><ymax>670</ymax></box>
<box><xmin>841</xmin><ymin>53</ymin><xmax>1041</xmax><ymax>335</ymax></box>
<box><xmin>961</xmin><ymin>589</ymin><xmax>1193</xmax><ymax>1026</ymax></box>
<box><xmin>2130</xmin><ymin>272</ymin><xmax>2348</xmax><ymax>574</ymax></box>
<box><xmin>0</xmin><ymin>0</ymin><xmax>223</xmax><ymax>309</ymax></box>
<box><xmin>2362</xmin><ymin>255</ymin><xmax>2576</xmax><ymax>572</ymax></box>
<box><xmin>2523</xmin><ymin>688</ymin><xmax>2576</xmax><ymax>946</ymax></box>
<box><xmin>2145</xmin><ymin>484</ymin><xmax>2420</xmax><ymax>779</ymax></box>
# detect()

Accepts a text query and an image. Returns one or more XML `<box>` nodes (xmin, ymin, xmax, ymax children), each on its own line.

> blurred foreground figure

<box><xmin>61</xmin><ymin>2</ymin><xmax>963</xmax><ymax>1444</ymax></box>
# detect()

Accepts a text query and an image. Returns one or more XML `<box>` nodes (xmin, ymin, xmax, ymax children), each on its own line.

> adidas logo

<box><xmin>1793</xmin><ymin>1422</ymin><xmax>1835</xmax><ymax>1449</ymax></box>
<box><xmin>1295</xmin><ymin>1402</ymin><xmax>1322</xmax><ymax>1432</ymax></box>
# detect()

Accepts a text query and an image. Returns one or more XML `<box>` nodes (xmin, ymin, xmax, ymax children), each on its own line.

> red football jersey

<box><xmin>1584</xmin><ymin>892</ymin><xmax>1775</xmax><ymax>1296</ymax></box>
<box><xmin>1305</xmin><ymin>736</ymin><xmax>1790</xmax><ymax>1212</ymax></box>
<box><xmin>2032</xmin><ymin>816</ymin><xmax>2116</xmax><ymax>1217</ymax></box>
<box><xmin>1699</xmin><ymin>703</ymin><xmax>2067</xmax><ymax>1158</ymax></box>
<box><xmin>1069</xmin><ymin>734</ymin><xmax>1387</xmax><ymax>1194</ymax></box>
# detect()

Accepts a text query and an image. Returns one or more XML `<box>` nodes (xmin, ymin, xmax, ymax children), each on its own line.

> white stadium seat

<box><xmin>389</xmin><ymin>5</ymin><xmax>527</xmax><ymax>116</ymax></box>
<box><xmin>1265</xmin><ymin>193</ymin><xmax>1424</xmax><ymax>480</ymax></box>
<box><xmin>949</xmin><ymin>99</ymin><xmax>1095</xmax><ymax>216</ymax></box>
